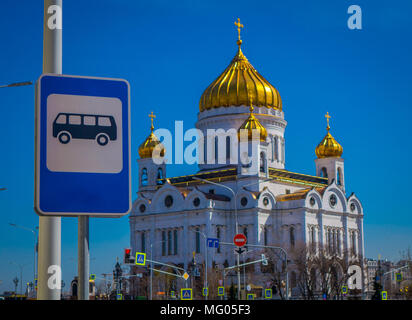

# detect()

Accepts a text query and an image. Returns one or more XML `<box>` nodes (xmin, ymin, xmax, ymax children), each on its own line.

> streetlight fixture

<box><xmin>188</xmin><ymin>228</ymin><xmax>209</xmax><ymax>300</ymax></box>
<box><xmin>0</xmin><ymin>81</ymin><xmax>33</xmax><ymax>88</ymax></box>
<box><xmin>192</xmin><ymin>176</ymin><xmax>281</xmax><ymax>299</ymax></box>
<box><xmin>9</xmin><ymin>223</ymin><xmax>38</xmax><ymax>289</ymax></box>
<box><xmin>10</xmin><ymin>261</ymin><xmax>28</xmax><ymax>295</ymax></box>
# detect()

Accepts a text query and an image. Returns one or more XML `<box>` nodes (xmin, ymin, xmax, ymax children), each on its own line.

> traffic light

<box><xmin>124</xmin><ymin>248</ymin><xmax>135</xmax><ymax>264</ymax></box>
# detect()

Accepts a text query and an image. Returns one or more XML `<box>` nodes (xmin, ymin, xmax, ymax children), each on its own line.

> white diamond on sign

<box><xmin>182</xmin><ymin>272</ymin><xmax>189</xmax><ymax>280</ymax></box>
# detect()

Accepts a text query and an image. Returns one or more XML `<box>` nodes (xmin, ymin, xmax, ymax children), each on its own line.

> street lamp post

<box><xmin>10</xmin><ymin>262</ymin><xmax>28</xmax><ymax>295</ymax></box>
<box><xmin>9</xmin><ymin>223</ymin><xmax>38</xmax><ymax>289</ymax></box>
<box><xmin>189</xmin><ymin>228</ymin><xmax>209</xmax><ymax>300</ymax></box>
<box><xmin>149</xmin><ymin>239</ymin><xmax>168</xmax><ymax>300</ymax></box>
<box><xmin>192</xmin><ymin>176</ymin><xmax>282</xmax><ymax>300</ymax></box>
<box><xmin>192</xmin><ymin>177</ymin><xmax>241</xmax><ymax>299</ymax></box>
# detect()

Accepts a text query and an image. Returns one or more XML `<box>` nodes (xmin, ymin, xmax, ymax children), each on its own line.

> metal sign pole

<box><xmin>78</xmin><ymin>216</ymin><xmax>89</xmax><ymax>300</ymax></box>
<box><xmin>37</xmin><ymin>0</ymin><xmax>62</xmax><ymax>300</ymax></box>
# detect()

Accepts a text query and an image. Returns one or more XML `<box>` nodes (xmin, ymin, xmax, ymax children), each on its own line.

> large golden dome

<box><xmin>199</xmin><ymin>22</ymin><xmax>281</xmax><ymax>112</ymax></box>
<box><xmin>138</xmin><ymin>113</ymin><xmax>165</xmax><ymax>159</ymax></box>
<box><xmin>315</xmin><ymin>113</ymin><xmax>343</xmax><ymax>159</ymax></box>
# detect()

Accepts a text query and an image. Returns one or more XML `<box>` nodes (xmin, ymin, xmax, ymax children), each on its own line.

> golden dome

<box><xmin>238</xmin><ymin>105</ymin><xmax>268</xmax><ymax>142</ymax></box>
<box><xmin>199</xmin><ymin>20</ymin><xmax>281</xmax><ymax>112</ymax></box>
<box><xmin>315</xmin><ymin>112</ymin><xmax>343</xmax><ymax>158</ymax></box>
<box><xmin>138</xmin><ymin>112</ymin><xmax>165</xmax><ymax>159</ymax></box>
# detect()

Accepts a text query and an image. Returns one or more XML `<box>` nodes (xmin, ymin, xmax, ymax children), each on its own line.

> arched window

<box><xmin>290</xmin><ymin>227</ymin><xmax>295</xmax><ymax>248</ymax></box>
<box><xmin>337</xmin><ymin>168</ymin><xmax>342</xmax><ymax>185</ymax></box>
<box><xmin>321</xmin><ymin>167</ymin><xmax>328</xmax><ymax>178</ymax></box>
<box><xmin>195</xmin><ymin>227</ymin><xmax>201</xmax><ymax>253</ymax></box>
<box><xmin>274</xmin><ymin>136</ymin><xmax>279</xmax><ymax>161</ymax></box>
<box><xmin>310</xmin><ymin>268</ymin><xmax>317</xmax><ymax>290</ymax></box>
<box><xmin>141</xmin><ymin>168</ymin><xmax>148</xmax><ymax>186</ymax></box>
<box><xmin>337</xmin><ymin>230</ymin><xmax>341</xmax><ymax>254</ymax></box>
<box><xmin>204</xmin><ymin>136</ymin><xmax>207</xmax><ymax>164</ymax></box>
<box><xmin>310</xmin><ymin>227</ymin><xmax>316</xmax><ymax>251</ymax></box>
<box><xmin>263</xmin><ymin>227</ymin><xmax>268</xmax><ymax>246</ymax></box>
<box><xmin>141</xmin><ymin>232</ymin><xmax>146</xmax><ymax>253</ymax></box>
<box><xmin>243</xmin><ymin>227</ymin><xmax>248</xmax><ymax>250</ymax></box>
<box><xmin>260</xmin><ymin>152</ymin><xmax>266</xmax><ymax>173</ymax></box>
<box><xmin>351</xmin><ymin>231</ymin><xmax>356</xmax><ymax>255</ymax></box>
<box><xmin>291</xmin><ymin>271</ymin><xmax>297</xmax><ymax>288</ymax></box>
<box><xmin>216</xmin><ymin>227</ymin><xmax>221</xmax><ymax>253</ymax></box>
<box><xmin>157</xmin><ymin>168</ymin><xmax>164</xmax><ymax>185</ymax></box>
<box><xmin>214</xmin><ymin>136</ymin><xmax>218</xmax><ymax>163</ymax></box>
<box><xmin>226</xmin><ymin>136</ymin><xmax>231</xmax><ymax>160</ymax></box>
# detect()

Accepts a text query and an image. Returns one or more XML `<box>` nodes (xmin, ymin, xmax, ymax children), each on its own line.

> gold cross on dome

<box><xmin>325</xmin><ymin>112</ymin><xmax>331</xmax><ymax>129</ymax></box>
<box><xmin>234</xmin><ymin>18</ymin><xmax>244</xmax><ymax>42</ymax></box>
<box><xmin>149</xmin><ymin>111</ymin><xmax>156</xmax><ymax>130</ymax></box>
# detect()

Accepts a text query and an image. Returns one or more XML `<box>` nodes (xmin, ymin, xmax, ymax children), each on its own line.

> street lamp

<box><xmin>10</xmin><ymin>261</ymin><xmax>28</xmax><ymax>295</ymax></box>
<box><xmin>148</xmin><ymin>239</ymin><xmax>168</xmax><ymax>300</ymax></box>
<box><xmin>188</xmin><ymin>228</ymin><xmax>209</xmax><ymax>300</ymax></box>
<box><xmin>0</xmin><ymin>81</ymin><xmax>33</xmax><ymax>88</ymax></box>
<box><xmin>9</xmin><ymin>223</ymin><xmax>38</xmax><ymax>288</ymax></box>
<box><xmin>192</xmin><ymin>176</ymin><xmax>281</xmax><ymax>299</ymax></box>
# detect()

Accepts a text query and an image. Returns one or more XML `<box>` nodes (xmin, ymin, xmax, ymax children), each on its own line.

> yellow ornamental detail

<box><xmin>138</xmin><ymin>112</ymin><xmax>166</xmax><ymax>159</ymax></box>
<box><xmin>315</xmin><ymin>112</ymin><xmax>343</xmax><ymax>158</ymax></box>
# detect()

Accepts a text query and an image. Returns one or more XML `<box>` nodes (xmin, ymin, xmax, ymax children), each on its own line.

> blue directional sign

<box><xmin>265</xmin><ymin>289</ymin><xmax>272</xmax><ymax>299</ymax></box>
<box><xmin>207</xmin><ymin>238</ymin><xmax>219</xmax><ymax>248</ymax></box>
<box><xmin>181</xmin><ymin>288</ymin><xmax>192</xmax><ymax>300</ymax></box>
<box><xmin>135</xmin><ymin>252</ymin><xmax>146</xmax><ymax>266</ymax></box>
<box><xmin>34</xmin><ymin>74</ymin><xmax>131</xmax><ymax>217</ymax></box>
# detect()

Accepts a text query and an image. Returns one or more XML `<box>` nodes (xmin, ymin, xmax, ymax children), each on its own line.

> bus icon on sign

<box><xmin>53</xmin><ymin>112</ymin><xmax>117</xmax><ymax>146</ymax></box>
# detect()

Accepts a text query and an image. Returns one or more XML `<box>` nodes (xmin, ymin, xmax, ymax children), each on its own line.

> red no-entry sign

<box><xmin>233</xmin><ymin>233</ymin><xmax>247</xmax><ymax>247</ymax></box>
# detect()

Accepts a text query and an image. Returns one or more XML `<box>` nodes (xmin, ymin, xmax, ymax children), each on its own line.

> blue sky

<box><xmin>1</xmin><ymin>0</ymin><xmax>412</xmax><ymax>292</ymax></box>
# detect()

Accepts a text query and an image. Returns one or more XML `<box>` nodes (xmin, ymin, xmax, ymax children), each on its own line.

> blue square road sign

<box><xmin>34</xmin><ymin>74</ymin><xmax>131</xmax><ymax>217</ymax></box>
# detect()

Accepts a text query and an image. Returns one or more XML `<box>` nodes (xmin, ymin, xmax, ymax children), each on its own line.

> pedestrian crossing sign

<box><xmin>90</xmin><ymin>274</ymin><xmax>96</xmax><ymax>281</ymax></box>
<box><xmin>381</xmin><ymin>291</ymin><xmax>387</xmax><ymax>300</ymax></box>
<box><xmin>181</xmin><ymin>288</ymin><xmax>192</xmax><ymax>300</ymax></box>
<box><xmin>247</xmin><ymin>293</ymin><xmax>254</xmax><ymax>300</ymax></box>
<box><xmin>265</xmin><ymin>289</ymin><xmax>272</xmax><ymax>299</ymax></box>
<box><xmin>170</xmin><ymin>291</ymin><xmax>175</xmax><ymax>298</ymax></box>
<box><xmin>203</xmin><ymin>287</ymin><xmax>208</xmax><ymax>296</ymax></box>
<box><xmin>396</xmin><ymin>273</ymin><xmax>402</xmax><ymax>282</ymax></box>
<box><xmin>218</xmin><ymin>286</ymin><xmax>224</xmax><ymax>296</ymax></box>
<box><xmin>135</xmin><ymin>252</ymin><xmax>146</xmax><ymax>266</ymax></box>
<box><xmin>341</xmin><ymin>285</ymin><xmax>348</xmax><ymax>295</ymax></box>
<box><xmin>117</xmin><ymin>293</ymin><xmax>123</xmax><ymax>300</ymax></box>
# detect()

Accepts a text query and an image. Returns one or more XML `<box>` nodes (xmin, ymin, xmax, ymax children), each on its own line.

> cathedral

<box><xmin>129</xmin><ymin>21</ymin><xmax>365</xmax><ymax>298</ymax></box>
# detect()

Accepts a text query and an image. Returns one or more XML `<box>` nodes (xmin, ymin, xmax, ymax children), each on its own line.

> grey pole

<box><xmin>78</xmin><ymin>216</ymin><xmax>89</xmax><ymax>300</ymax></box>
<box><xmin>205</xmin><ymin>236</ymin><xmax>208</xmax><ymax>301</ymax></box>
<box><xmin>37</xmin><ymin>0</ymin><xmax>62</xmax><ymax>300</ymax></box>
<box><xmin>150</xmin><ymin>243</ymin><xmax>153</xmax><ymax>300</ymax></box>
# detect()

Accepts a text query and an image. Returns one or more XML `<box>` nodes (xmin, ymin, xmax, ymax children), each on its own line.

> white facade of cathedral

<box><xmin>129</xmin><ymin>33</ymin><xmax>365</xmax><ymax>297</ymax></box>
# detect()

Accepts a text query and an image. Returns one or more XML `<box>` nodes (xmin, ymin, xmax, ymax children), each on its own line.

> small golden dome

<box><xmin>315</xmin><ymin>112</ymin><xmax>343</xmax><ymax>158</ymax></box>
<box><xmin>238</xmin><ymin>105</ymin><xmax>268</xmax><ymax>142</ymax></box>
<box><xmin>199</xmin><ymin>21</ymin><xmax>281</xmax><ymax>112</ymax></box>
<box><xmin>138</xmin><ymin>112</ymin><xmax>165</xmax><ymax>159</ymax></box>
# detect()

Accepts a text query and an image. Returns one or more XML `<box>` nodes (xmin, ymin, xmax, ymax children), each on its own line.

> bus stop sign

<box><xmin>34</xmin><ymin>74</ymin><xmax>131</xmax><ymax>217</ymax></box>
